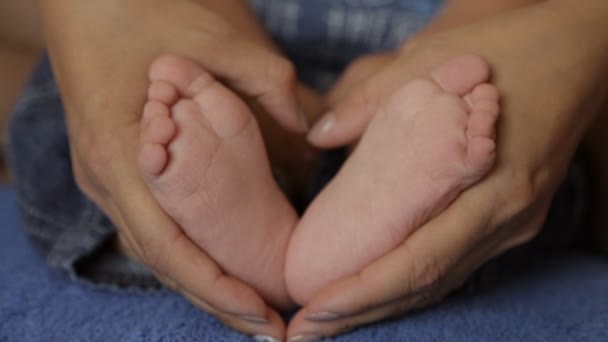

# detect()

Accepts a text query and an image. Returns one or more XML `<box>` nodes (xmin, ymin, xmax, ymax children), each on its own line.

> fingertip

<box><xmin>306</xmin><ymin>110</ymin><xmax>367</xmax><ymax>149</ymax></box>
<box><xmin>307</xmin><ymin>112</ymin><xmax>336</xmax><ymax>144</ymax></box>
<box><xmin>238</xmin><ymin>307</ymin><xmax>286</xmax><ymax>342</ymax></box>
<box><xmin>308</xmin><ymin>86</ymin><xmax>378</xmax><ymax>148</ymax></box>
<box><xmin>194</xmin><ymin>293</ymin><xmax>284</xmax><ymax>341</ymax></box>
<box><xmin>212</xmin><ymin>275</ymin><xmax>271</xmax><ymax>320</ymax></box>
<box><xmin>285</xmin><ymin>307</ymin><xmax>316</xmax><ymax>341</ymax></box>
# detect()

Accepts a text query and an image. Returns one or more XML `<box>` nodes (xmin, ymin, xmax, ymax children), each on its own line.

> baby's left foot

<box><xmin>286</xmin><ymin>55</ymin><xmax>499</xmax><ymax>304</ymax></box>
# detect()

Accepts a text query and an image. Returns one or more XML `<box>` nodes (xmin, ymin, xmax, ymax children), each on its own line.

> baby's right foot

<box><xmin>138</xmin><ymin>55</ymin><xmax>297</xmax><ymax>310</ymax></box>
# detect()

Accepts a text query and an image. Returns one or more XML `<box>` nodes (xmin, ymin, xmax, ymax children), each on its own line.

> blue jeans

<box><xmin>6</xmin><ymin>0</ymin><xmax>589</xmax><ymax>294</ymax></box>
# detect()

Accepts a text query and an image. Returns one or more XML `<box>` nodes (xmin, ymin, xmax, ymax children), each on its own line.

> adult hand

<box><xmin>288</xmin><ymin>0</ymin><xmax>608</xmax><ymax>339</ymax></box>
<box><xmin>36</xmin><ymin>0</ymin><xmax>323</xmax><ymax>339</ymax></box>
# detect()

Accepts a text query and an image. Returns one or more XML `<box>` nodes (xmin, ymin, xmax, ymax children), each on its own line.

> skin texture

<box><xmin>32</xmin><ymin>0</ymin><xmax>608</xmax><ymax>340</ymax></box>
<box><xmin>287</xmin><ymin>0</ymin><xmax>608</xmax><ymax>339</ymax></box>
<box><xmin>139</xmin><ymin>55</ymin><xmax>297</xmax><ymax>310</ymax></box>
<box><xmin>286</xmin><ymin>55</ymin><xmax>499</xmax><ymax>305</ymax></box>
<box><xmin>35</xmin><ymin>0</ymin><xmax>325</xmax><ymax>339</ymax></box>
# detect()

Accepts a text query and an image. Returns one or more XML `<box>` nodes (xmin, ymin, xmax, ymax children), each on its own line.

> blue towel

<box><xmin>1</xmin><ymin>187</ymin><xmax>607</xmax><ymax>341</ymax></box>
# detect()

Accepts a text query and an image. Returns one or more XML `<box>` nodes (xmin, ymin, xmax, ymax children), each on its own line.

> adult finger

<box><xmin>286</xmin><ymin>233</ymin><xmax>500</xmax><ymax>341</ymax></box>
<box><xmin>286</xmin><ymin>202</ymin><xmax>548</xmax><ymax>341</ymax></box>
<box><xmin>287</xmin><ymin>184</ymin><xmax>495</xmax><ymax>339</ymax></box>
<box><xmin>103</xmin><ymin>191</ymin><xmax>287</xmax><ymax>339</ymax></box>
<box><xmin>308</xmin><ymin>54</ymin><xmax>490</xmax><ymax>148</ymax></box>
<box><xmin>287</xmin><ymin>167</ymin><xmax>553</xmax><ymax>340</ymax></box>
<box><xmin>326</xmin><ymin>53</ymin><xmax>397</xmax><ymax>106</ymax></box>
<box><xmin>306</xmin><ymin>62</ymin><xmax>397</xmax><ymax>149</ymax></box>
<box><xmin>175</xmin><ymin>8</ymin><xmax>307</xmax><ymax>133</ymax></box>
<box><xmin>105</xmin><ymin>164</ymin><xmax>284</xmax><ymax>337</ymax></box>
<box><xmin>159</xmin><ymin>271</ymin><xmax>286</xmax><ymax>340</ymax></box>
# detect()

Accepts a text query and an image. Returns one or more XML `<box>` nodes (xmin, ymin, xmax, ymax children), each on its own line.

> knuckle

<box><xmin>266</xmin><ymin>55</ymin><xmax>296</xmax><ymax>88</ymax></box>
<box><xmin>514</xmin><ymin>225</ymin><xmax>543</xmax><ymax>245</ymax></box>
<box><xmin>486</xmin><ymin>171</ymin><xmax>555</xmax><ymax>253</ymax></box>
<box><xmin>414</xmin><ymin>254</ymin><xmax>447</xmax><ymax>291</ymax></box>
<box><xmin>504</xmin><ymin>212</ymin><xmax>548</xmax><ymax>249</ymax></box>
<box><xmin>492</xmin><ymin>169</ymin><xmax>554</xmax><ymax>243</ymax></box>
<box><xmin>350</xmin><ymin>84</ymin><xmax>381</xmax><ymax>118</ymax></box>
<box><xmin>506</xmin><ymin>179</ymin><xmax>538</xmax><ymax>215</ymax></box>
<box><xmin>491</xmin><ymin>178</ymin><xmax>537</xmax><ymax>227</ymax></box>
<box><xmin>501</xmin><ymin>166</ymin><xmax>554</xmax><ymax>216</ymax></box>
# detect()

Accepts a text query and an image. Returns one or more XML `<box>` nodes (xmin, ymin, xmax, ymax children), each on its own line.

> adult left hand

<box><xmin>287</xmin><ymin>0</ymin><xmax>608</xmax><ymax>339</ymax></box>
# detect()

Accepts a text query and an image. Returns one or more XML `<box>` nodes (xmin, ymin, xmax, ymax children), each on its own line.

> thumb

<box><xmin>307</xmin><ymin>54</ymin><xmax>490</xmax><ymax>148</ymax></box>
<box><xmin>308</xmin><ymin>64</ymin><xmax>401</xmax><ymax>148</ymax></box>
<box><xmin>307</xmin><ymin>86</ymin><xmax>378</xmax><ymax>148</ymax></box>
<box><xmin>306</xmin><ymin>54</ymin><xmax>397</xmax><ymax>148</ymax></box>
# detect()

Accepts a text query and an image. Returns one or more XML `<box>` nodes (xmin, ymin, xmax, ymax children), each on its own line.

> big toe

<box><xmin>430</xmin><ymin>54</ymin><xmax>491</xmax><ymax>96</ymax></box>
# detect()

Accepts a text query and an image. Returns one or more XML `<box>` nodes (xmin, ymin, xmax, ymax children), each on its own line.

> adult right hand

<box><xmin>288</xmin><ymin>1</ymin><xmax>608</xmax><ymax>339</ymax></box>
<box><xmin>35</xmin><ymin>0</ymin><xmax>313</xmax><ymax>339</ymax></box>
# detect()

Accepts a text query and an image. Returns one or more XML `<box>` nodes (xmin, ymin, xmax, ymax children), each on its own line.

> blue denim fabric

<box><xmin>7</xmin><ymin>59</ymin><xmax>158</xmax><ymax>291</ymax></box>
<box><xmin>1</xmin><ymin>187</ymin><xmax>606</xmax><ymax>341</ymax></box>
<box><xmin>6</xmin><ymin>0</ymin><xmax>589</xmax><ymax>294</ymax></box>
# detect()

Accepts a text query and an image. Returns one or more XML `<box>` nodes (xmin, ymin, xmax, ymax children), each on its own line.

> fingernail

<box><xmin>308</xmin><ymin>112</ymin><xmax>335</xmax><ymax>140</ymax></box>
<box><xmin>253</xmin><ymin>335</ymin><xmax>281</xmax><ymax>342</ymax></box>
<box><xmin>287</xmin><ymin>334</ymin><xmax>322</xmax><ymax>342</ymax></box>
<box><xmin>306</xmin><ymin>311</ymin><xmax>342</xmax><ymax>322</ymax></box>
<box><xmin>299</xmin><ymin>109</ymin><xmax>310</xmax><ymax>131</ymax></box>
<box><xmin>238</xmin><ymin>314</ymin><xmax>269</xmax><ymax>324</ymax></box>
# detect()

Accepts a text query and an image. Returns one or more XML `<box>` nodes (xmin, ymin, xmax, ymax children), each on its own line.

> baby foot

<box><xmin>286</xmin><ymin>55</ymin><xmax>499</xmax><ymax>304</ymax></box>
<box><xmin>138</xmin><ymin>55</ymin><xmax>297</xmax><ymax>310</ymax></box>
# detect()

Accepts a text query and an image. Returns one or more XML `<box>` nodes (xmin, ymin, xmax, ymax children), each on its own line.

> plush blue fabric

<box><xmin>1</xmin><ymin>186</ymin><xmax>607</xmax><ymax>341</ymax></box>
